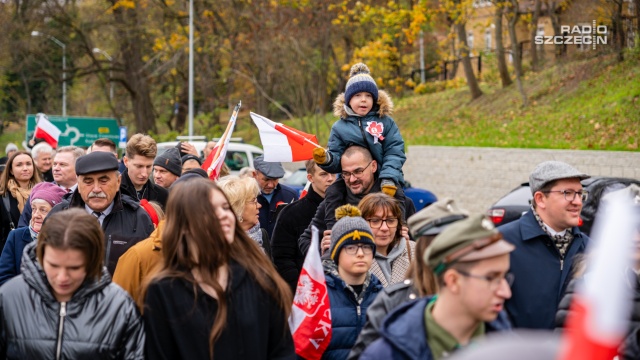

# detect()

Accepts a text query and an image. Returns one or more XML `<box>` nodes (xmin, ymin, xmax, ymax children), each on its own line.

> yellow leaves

<box><xmin>112</xmin><ymin>0</ymin><xmax>135</xmax><ymax>10</ymax></box>
<box><xmin>203</xmin><ymin>10</ymin><xmax>214</xmax><ymax>18</ymax></box>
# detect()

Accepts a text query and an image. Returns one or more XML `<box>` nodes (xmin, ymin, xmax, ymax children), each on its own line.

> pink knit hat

<box><xmin>30</xmin><ymin>182</ymin><xmax>68</xmax><ymax>208</ymax></box>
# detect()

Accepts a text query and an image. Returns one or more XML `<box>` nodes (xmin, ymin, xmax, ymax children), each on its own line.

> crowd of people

<box><xmin>0</xmin><ymin>62</ymin><xmax>637</xmax><ymax>360</ymax></box>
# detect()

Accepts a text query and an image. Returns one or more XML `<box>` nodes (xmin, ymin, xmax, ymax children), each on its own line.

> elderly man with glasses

<box><xmin>499</xmin><ymin>160</ymin><xmax>591</xmax><ymax>330</ymax></box>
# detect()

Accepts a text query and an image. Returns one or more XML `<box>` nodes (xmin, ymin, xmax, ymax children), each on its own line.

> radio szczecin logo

<box><xmin>535</xmin><ymin>21</ymin><xmax>608</xmax><ymax>50</ymax></box>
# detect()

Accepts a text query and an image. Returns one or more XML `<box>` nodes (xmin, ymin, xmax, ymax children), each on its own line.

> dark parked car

<box><xmin>282</xmin><ymin>169</ymin><xmax>437</xmax><ymax>211</ymax></box>
<box><xmin>486</xmin><ymin>177</ymin><xmax>640</xmax><ymax>236</ymax></box>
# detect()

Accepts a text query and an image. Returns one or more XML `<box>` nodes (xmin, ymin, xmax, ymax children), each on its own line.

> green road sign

<box><xmin>26</xmin><ymin>115</ymin><xmax>121</xmax><ymax>148</ymax></box>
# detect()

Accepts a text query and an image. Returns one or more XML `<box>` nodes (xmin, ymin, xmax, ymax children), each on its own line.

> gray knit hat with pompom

<box><xmin>344</xmin><ymin>63</ymin><xmax>379</xmax><ymax>105</ymax></box>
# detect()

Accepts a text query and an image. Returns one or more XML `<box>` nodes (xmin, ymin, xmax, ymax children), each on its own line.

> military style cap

<box><xmin>407</xmin><ymin>198</ymin><xmax>468</xmax><ymax>238</ymax></box>
<box><xmin>424</xmin><ymin>214</ymin><xmax>515</xmax><ymax>274</ymax></box>
<box><xmin>75</xmin><ymin>152</ymin><xmax>119</xmax><ymax>175</ymax></box>
<box><xmin>529</xmin><ymin>161</ymin><xmax>589</xmax><ymax>194</ymax></box>
<box><xmin>253</xmin><ymin>155</ymin><xmax>285</xmax><ymax>179</ymax></box>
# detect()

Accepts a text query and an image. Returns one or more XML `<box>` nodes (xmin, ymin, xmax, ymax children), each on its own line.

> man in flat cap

<box><xmin>499</xmin><ymin>160</ymin><xmax>590</xmax><ymax>330</ymax></box>
<box><xmin>252</xmin><ymin>155</ymin><xmax>298</xmax><ymax>237</ymax></box>
<box><xmin>48</xmin><ymin>151</ymin><xmax>154</xmax><ymax>274</ymax></box>
<box><xmin>361</xmin><ymin>214</ymin><xmax>514</xmax><ymax>360</ymax></box>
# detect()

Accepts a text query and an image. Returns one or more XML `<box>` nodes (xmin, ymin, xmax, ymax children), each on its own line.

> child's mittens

<box><xmin>313</xmin><ymin>147</ymin><xmax>331</xmax><ymax>165</ymax></box>
<box><xmin>381</xmin><ymin>179</ymin><xmax>397</xmax><ymax>197</ymax></box>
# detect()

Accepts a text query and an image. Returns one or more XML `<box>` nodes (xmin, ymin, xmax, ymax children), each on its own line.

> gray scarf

<box><xmin>246</xmin><ymin>223</ymin><xmax>264</xmax><ymax>248</ymax></box>
<box><xmin>531</xmin><ymin>206</ymin><xmax>574</xmax><ymax>258</ymax></box>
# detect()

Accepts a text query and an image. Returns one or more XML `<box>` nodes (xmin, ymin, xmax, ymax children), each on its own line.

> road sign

<box><xmin>26</xmin><ymin>114</ymin><xmax>120</xmax><ymax>148</ymax></box>
<box><xmin>119</xmin><ymin>126</ymin><xmax>127</xmax><ymax>149</ymax></box>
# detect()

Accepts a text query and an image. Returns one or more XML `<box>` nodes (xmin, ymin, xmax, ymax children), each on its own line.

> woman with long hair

<box><xmin>142</xmin><ymin>178</ymin><xmax>294</xmax><ymax>359</ymax></box>
<box><xmin>0</xmin><ymin>151</ymin><xmax>41</xmax><ymax>248</ymax></box>
<box><xmin>0</xmin><ymin>208</ymin><xmax>145</xmax><ymax>358</ymax></box>
<box><xmin>357</xmin><ymin>193</ymin><xmax>415</xmax><ymax>287</ymax></box>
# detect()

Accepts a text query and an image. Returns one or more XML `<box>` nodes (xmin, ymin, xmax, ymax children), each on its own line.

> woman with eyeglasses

<box><xmin>323</xmin><ymin>204</ymin><xmax>382</xmax><ymax>359</ymax></box>
<box><xmin>217</xmin><ymin>175</ymin><xmax>271</xmax><ymax>258</ymax></box>
<box><xmin>357</xmin><ymin>192</ymin><xmax>415</xmax><ymax>287</ymax></box>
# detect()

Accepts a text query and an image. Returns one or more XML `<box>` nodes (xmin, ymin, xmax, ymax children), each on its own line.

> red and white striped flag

<box><xmin>299</xmin><ymin>181</ymin><xmax>311</xmax><ymax>199</ymax></box>
<box><xmin>250</xmin><ymin>112</ymin><xmax>320</xmax><ymax>162</ymax></box>
<box><xmin>559</xmin><ymin>190</ymin><xmax>638</xmax><ymax>360</ymax></box>
<box><xmin>289</xmin><ymin>226</ymin><xmax>331</xmax><ymax>360</ymax></box>
<box><xmin>202</xmin><ymin>102</ymin><xmax>241</xmax><ymax>180</ymax></box>
<box><xmin>34</xmin><ymin>113</ymin><xmax>61</xmax><ymax>148</ymax></box>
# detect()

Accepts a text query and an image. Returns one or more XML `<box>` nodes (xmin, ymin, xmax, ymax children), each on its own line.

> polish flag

<box><xmin>34</xmin><ymin>113</ymin><xmax>61</xmax><ymax>148</ymax></box>
<box><xmin>289</xmin><ymin>226</ymin><xmax>331</xmax><ymax>360</ymax></box>
<box><xmin>250</xmin><ymin>112</ymin><xmax>319</xmax><ymax>162</ymax></box>
<box><xmin>202</xmin><ymin>102</ymin><xmax>241</xmax><ymax>180</ymax></box>
<box><xmin>559</xmin><ymin>190</ymin><xmax>638</xmax><ymax>360</ymax></box>
<box><xmin>299</xmin><ymin>181</ymin><xmax>311</xmax><ymax>199</ymax></box>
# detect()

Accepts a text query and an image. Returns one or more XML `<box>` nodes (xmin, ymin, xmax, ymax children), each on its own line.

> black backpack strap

<box><xmin>2</xmin><ymin>193</ymin><xmax>15</xmax><ymax>230</ymax></box>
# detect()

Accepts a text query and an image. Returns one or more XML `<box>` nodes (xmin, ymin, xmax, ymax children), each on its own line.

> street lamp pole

<box><xmin>31</xmin><ymin>31</ymin><xmax>66</xmax><ymax>117</ymax></box>
<box><xmin>188</xmin><ymin>0</ymin><xmax>194</xmax><ymax>139</ymax></box>
<box><xmin>92</xmin><ymin>48</ymin><xmax>114</xmax><ymax>103</ymax></box>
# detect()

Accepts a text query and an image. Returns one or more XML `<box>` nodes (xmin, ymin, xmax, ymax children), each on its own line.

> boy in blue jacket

<box><xmin>313</xmin><ymin>63</ymin><xmax>407</xmax><ymax>229</ymax></box>
<box><xmin>361</xmin><ymin>214</ymin><xmax>514</xmax><ymax>359</ymax></box>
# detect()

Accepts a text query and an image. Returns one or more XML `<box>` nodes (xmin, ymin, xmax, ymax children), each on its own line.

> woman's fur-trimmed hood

<box><xmin>333</xmin><ymin>89</ymin><xmax>394</xmax><ymax>118</ymax></box>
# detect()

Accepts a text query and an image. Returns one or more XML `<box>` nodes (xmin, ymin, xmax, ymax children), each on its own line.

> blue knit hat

<box><xmin>344</xmin><ymin>63</ymin><xmax>379</xmax><ymax>105</ymax></box>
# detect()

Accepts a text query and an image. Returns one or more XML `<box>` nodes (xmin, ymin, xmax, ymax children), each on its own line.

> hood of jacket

<box><xmin>333</xmin><ymin>89</ymin><xmax>394</xmax><ymax>119</ymax></box>
<box><xmin>20</xmin><ymin>241</ymin><xmax>111</xmax><ymax>305</ymax></box>
<box><xmin>376</xmin><ymin>296</ymin><xmax>512</xmax><ymax>358</ymax></box>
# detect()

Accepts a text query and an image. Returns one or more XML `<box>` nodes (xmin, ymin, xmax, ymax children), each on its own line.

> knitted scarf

<box><xmin>531</xmin><ymin>206</ymin><xmax>574</xmax><ymax>258</ymax></box>
<box><xmin>7</xmin><ymin>179</ymin><xmax>32</xmax><ymax>213</ymax></box>
<box><xmin>246</xmin><ymin>223</ymin><xmax>264</xmax><ymax>248</ymax></box>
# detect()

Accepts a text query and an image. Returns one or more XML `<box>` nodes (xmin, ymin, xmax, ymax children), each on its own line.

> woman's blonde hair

<box><xmin>216</xmin><ymin>175</ymin><xmax>260</xmax><ymax>221</ymax></box>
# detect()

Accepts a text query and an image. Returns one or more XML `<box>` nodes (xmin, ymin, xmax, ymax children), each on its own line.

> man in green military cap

<box><xmin>360</xmin><ymin>214</ymin><xmax>515</xmax><ymax>360</ymax></box>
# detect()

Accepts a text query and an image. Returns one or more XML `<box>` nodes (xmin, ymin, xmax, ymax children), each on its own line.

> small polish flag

<box><xmin>250</xmin><ymin>112</ymin><xmax>320</xmax><ymax>162</ymax></box>
<box><xmin>289</xmin><ymin>226</ymin><xmax>331</xmax><ymax>360</ymax></box>
<box><xmin>299</xmin><ymin>181</ymin><xmax>311</xmax><ymax>199</ymax></box>
<box><xmin>560</xmin><ymin>189</ymin><xmax>638</xmax><ymax>360</ymax></box>
<box><xmin>34</xmin><ymin>113</ymin><xmax>61</xmax><ymax>148</ymax></box>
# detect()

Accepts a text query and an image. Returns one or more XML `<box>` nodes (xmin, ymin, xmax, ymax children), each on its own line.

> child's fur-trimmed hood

<box><xmin>333</xmin><ymin>89</ymin><xmax>394</xmax><ymax>118</ymax></box>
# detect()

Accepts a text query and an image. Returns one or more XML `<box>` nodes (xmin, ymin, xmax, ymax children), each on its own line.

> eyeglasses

<box><xmin>541</xmin><ymin>189</ymin><xmax>589</xmax><ymax>202</ymax></box>
<box><xmin>366</xmin><ymin>217</ymin><xmax>399</xmax><ymax>229</ymax></box>
<box><xmin>341</xmin><ymin>161</ymin><xmax>373</xmax><ymax>179</ymax></box>
<box><xmin>343</xmin><ymin>244</ymin><xmax>374</xmax><ymax>255</ymax></box>
<box><xmin>456</xmin><ymin>269</ymin><xmax>515</xmax><ymax>290</ymax></box>
<box><xmin>247</xmin><ymin>198</ymin><xmax>259</xmax><ymax>207</ymax></box>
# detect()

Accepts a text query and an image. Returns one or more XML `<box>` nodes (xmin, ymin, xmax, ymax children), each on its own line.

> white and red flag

<box><xmin>559</xmin><ymin>189</ymin><xmax>638</xmax><ymax>360</ymax></box>
<box><xmin>289</xmin><ymin>226</ymin><xmax>331</xmax><ymax>360</ymax></box>
<box><xmin>33</xmin><ymin>113</ymin><xmax>61</xmax><ymax>148</ymax></box>
<box><xmin>250</xmin><ymin>112</ymin><xmax>320</xmax><ymax>162</ymax></box>
<box><xmin>202</xmin><ymin>102</ymin><xmax>241</xmax><ymax>180</ymax></box>
<box><xmin>299</xmin><ymin>181</ymin><xmax>311</xmax><ymax>199</ymax></box>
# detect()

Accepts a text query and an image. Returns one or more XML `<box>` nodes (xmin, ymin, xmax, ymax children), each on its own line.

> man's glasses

<box><xmin>456</xmin><ymin>269</ymin><xmax>515</xmax><ymax>290</ymax></box>
<box><xmin>343</xmin><ymin>244</ymin><xmax>374</xmax><ymax>255</ymax></box>
<box><xmin>542</xmin><ymin>189</ymin><xmax>589</xmax><ymax>202</ymax></box>
<box><xmin>341</xmin><ymin>161</ymin><xmax>373</xmax><ymax>179</ymax></box>
<box><xmin>366</xmin><ymin>218</ymin><xmax>399</xmax><ymax>229</ymax></box>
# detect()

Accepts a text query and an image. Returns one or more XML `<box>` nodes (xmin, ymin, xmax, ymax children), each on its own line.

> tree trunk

<box><xmin>529</xmin><ymin>0</ymin><xmax>542</xmax><ymax>71</ymax></box>
<box><xmin>508</xmin><ymin>0</ymin><xmax>528</xmax><ymax>106</ymax></box>
<box><xmin>495</xmin><ymin>4</ymin><xmax>512</xmax><ymax>87</ymax></box>
<box><xmin>614</xmin><ymin>0</ymin><xmax>625</xmax><ymax>62</ymax></box>
<box><xmin>546</xmin><ymin>0</ymin><xmax>564</xmax><ymax>59</ymax></box>
<box><xmin>110</xmin><ymin>2</ymin><xmax>157</xmax><ymax>133</ymax></box>
<box><xmin>455</xmin><ymin>20</ymin><xmax>483</xmax><ymax>99</ymax></box>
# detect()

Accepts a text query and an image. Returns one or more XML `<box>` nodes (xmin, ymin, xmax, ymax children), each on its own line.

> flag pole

<box><xmin>208</xmin><ymin>101</ymin><xmax>241</xmax><ymax>176</ymax></box>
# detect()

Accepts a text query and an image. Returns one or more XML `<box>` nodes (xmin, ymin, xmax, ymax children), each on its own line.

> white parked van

<box><xmin>156</xmin><ymin>140</ymin><xmax>263</xmax><ymax>175</ymax></box>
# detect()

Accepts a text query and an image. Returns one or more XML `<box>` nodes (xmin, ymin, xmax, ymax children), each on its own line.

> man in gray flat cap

<box><xmin>499</xmin><ymin>160</ymin><xmax>591</xmax><ymax>330</ymax></box>
<box><xmin>48</xmin><ymin>151</ymin><xmax>154</xmax><ymax>274</ymax></box>
<box><xmin>252</xmin><ymin>155</ymin><xmax>298</xmax><ymax>237</ymax></box>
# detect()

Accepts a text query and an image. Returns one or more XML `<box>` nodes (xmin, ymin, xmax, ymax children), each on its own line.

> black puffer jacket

<box><xmin>48</xmin><ymin>191</ymin><xmax>154</xmax><ymax>274</ymax></box>
<box><xmin>0</xmin><ymin>242</ymin><xmax>145</xmax><ymax>359</ymax></box>
<box><xmin>120</xmin><ymin>168</ymin><xmax>168</xmax><ymax>209</ymax></box>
